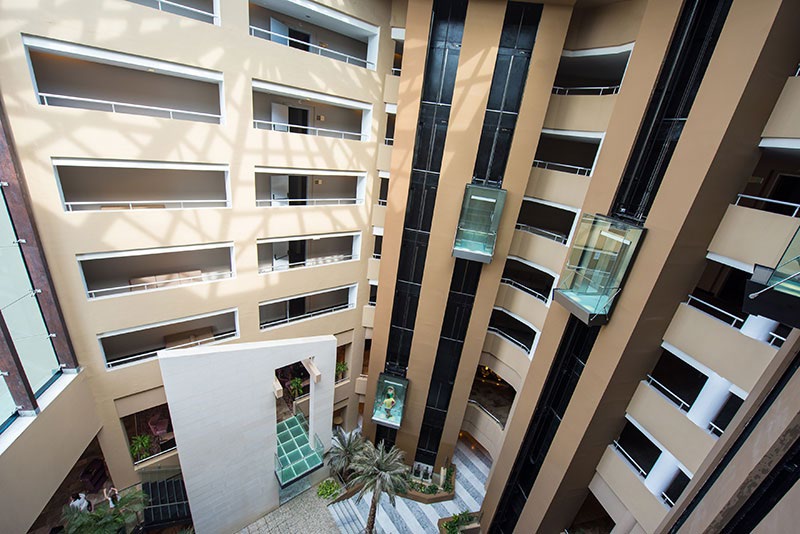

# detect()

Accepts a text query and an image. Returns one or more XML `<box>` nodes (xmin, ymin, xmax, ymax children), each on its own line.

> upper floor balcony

<box><xmin>78</xmin><ymin>242</ymin><xmax>234</xmax><ymax>299</ymax></box>
<box><xmin>760</xmin><ymin>72</ymin><xmax>800</xmax><ymax>149</ymax></box>
<box><xmin>248</xmin><ymin>0</ymin><xmax>378</xmax><ymax>70</ymax></box>
<box><xmin>533</xmin><ymin>129</ymin><xmax>603</xmax><ymax>177</ymax></box>
<box><xmin>252</xmin><ymin>81</ymin><xmax>371</xmax><ymax>141</ymax></box>
<box><xmin>552</xmin><ymin>46</ymin><xmax>631</xmax><ymax>96</ymax></box>
<box><xmin>488</xmin><ymin>307</ymin><xmax>537</xmax><ymax>355</ymax></box>
<box><xmin>129</xmin><ymin>0</ymin><xmax>218</xmax><ymax>25</ymax></box>
<box><xmin>255</xmin><ymin>169</ymin><xmax>365</xmax><ymax>207</ymax></box>
<box><xmin>501</xmin><ymin>256</ymin><xmax>556</xmax><ymax>304</ymax></box>
<box><xmin>257</xmin><ymin>232</ymin><xmax>359</xmax><ymax>274</ymax></box>
<box><xmin>515</xmin><ymin>197</ymin><xmax>578</xmax><ymax>245</ymax></box>
<box><xmin>99</xmin><ymin>308</ymin><xmax>238</xmax><ymax>368</ymax></box>
<box><xmin>259</xmin><ymin>284</ymin><xmax>356</xmax><ymax>330</ymax></box>
<box><xmin>25</xmin><ymin>36</ymin><xmax>222</xmax><ymax>124</ymax></box>
<box><xmin>54</xmin><ymin>159</ymin><xmax>230</xmax><ymax>212</ymax></box>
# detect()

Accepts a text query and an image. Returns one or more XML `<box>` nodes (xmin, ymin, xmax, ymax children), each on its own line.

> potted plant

<box><xmin>335</xmin><ymin>361</ymin><xmax>349</xmax><ymax>380</ymax></box>
<box><xmin>129</xmin><ymin>434</ymin><xmax>153</xmax><ymax>462</ymax></box>
<box><xmin>288</xmin><ymin>377</ymin><xmax>304</xmax><ymax>398</ymax></box>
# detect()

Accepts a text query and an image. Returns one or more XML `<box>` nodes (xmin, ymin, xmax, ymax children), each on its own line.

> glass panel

<box><xmin>768</xmin><ymin>227</ymin><xmax>800</xmax><ymax>297</ymax></box>
<box><xmin>453</xmin><ymin>184</ymin><xmax>507</xmax><ymax>262</ymax></box>
<box><xmin>0</xmin><ymin>191</ymin><xmax>60</xmax><ymax>393</ymax></box>
<box><xmin>556</xmin><ymin>214</ymin><xmax>645</xmax><ymax>318</ymax></box>
<box><xmin>0</xmin><ymin>378</ymin><xmax>15</xmax><ymax>424</ymax></box>
<box><xmin>371</xmin><ymin>373</ymin><xmax>409</xmax><ymax>429</ymax></box>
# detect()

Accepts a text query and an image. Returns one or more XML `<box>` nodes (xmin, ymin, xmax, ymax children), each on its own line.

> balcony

<box><xmin>99</xmin><ymin>309</ymin><xmax>238</xmax><ymax>368</ymax></box>
<box><xmin>252</xmin><ymin>81</ymin><xmax>371</xmax><ymax>141</ymax></box>
<box><xmin>488</xmin><ymin>308</ymin><xmax>537</xmax><ymax>354</ymax></box>
<box><xmin>554</xmin><ymin>214</ymin><xmax>644</xmax><ymax>325</ymax></box>
<box><xmin>25</xmin><ymin>36</ymin><xmax>222</xmax><ymax>123</ymax></box>
<box><xmin>384</xmin><ymin>114</ymin><xmax>396</xmax><ymax>146</ymax></box>
<box><xmin>54</xmin><ymin>160</ymin><xmax>230</xmax><ymax>212</ymax></box>
<box><xmin>259</xmin><ymin>285</ymin><xmax>355</xmax><ymax>330</ymax></box>
<box><xmin>646</xmin><ymin>350</ymin><xmax>708</xmax><ymax>413</ymax></box>
<box><xmin>257</xmin><ymin>233</ymin><xmax>359</xmax><ymax>274</ymax></box>
<box><xmin>525</xmin><ymin>166</ymin><xmax>590</xmax><ymax>209</ymax></box>
<box><xmin>501</xmin><ymin>257</ymin><xmax>555</xmax><ymax>304</ymax></box>
<box><xmin>79</xmin><ymin>243</ymin><xmax>234</xmax><ymax>299</ymax></box>
<box><xmin>453</xmin><ymin>184</ymin><xmax>507</xmax><ymax>263</ymax></box>
<box><xmin>745</xmin><ymin>226</ymin><xmax>800</xmax><ymax>329</ymax></box>
<box><xmin>761</xmin><ymin>75</ymin><xmax>800</xmax><ymax>147</ymax></box>
<box><xmin>275</xmin><ymin>413</ymin><xmax>324</xmax><ymax>487</ymax></box>
<box><xmin>248</xmin><ymin>0</ymin><xmax>378</xmax><ymax>70</ymax></box>
<box><xmin>129</xmin><ymin>0</ymin><xmax>218</xmax><ymax>24</ymax></box>
<box><xmin>255</xmin><ymin>169</ymin><xmax>364</xmax><ymax>207</ymax></box>
<box><xmin>468</xmin><ymin>366</ymin><xmax>515</xmax><ymax>429</ymax></box>
<box><xmin>551</xmin><ymin>47</ymin><xmax>630</xmax><ymax>96</ymax></box>
<box><xmin>509</xmin><ymin>227</ymin><xmax>569</xmax><ymax>275</ymax></box>
<box><xmin>516</xmin><ymin>198</ymin><xmax>577</xmax><ymax>245</ymax></box>
<box><xmin>533</xmin><ymin>130</ymin><xmax>603</xmax><ymax>176</ymax></box>
<box><xmin>122</xmin><ymin>403</ymin><xmax>176</xmax><ymax>466</ymax></box>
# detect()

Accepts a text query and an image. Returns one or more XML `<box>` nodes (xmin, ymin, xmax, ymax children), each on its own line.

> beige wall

<box><xmin>761</xmin><ymin>76</ymin><xmax>800</xmax><ymax>139</ymax></box>
<box><xmin>543</xmin><ymin>93</ymin><xmax>616</xmax><ymax>132</ymax></box>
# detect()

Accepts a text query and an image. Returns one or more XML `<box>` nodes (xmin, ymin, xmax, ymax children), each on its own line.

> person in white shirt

<box><xmin>69</xmin><ymin>493</ymin><xmax>90</xmax><ymax>512</ymax></box>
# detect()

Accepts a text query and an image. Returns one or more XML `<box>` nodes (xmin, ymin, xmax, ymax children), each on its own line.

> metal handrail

<box><xmin>253</xmin><ymin>119</ymin><xmax>367</xmax><ymax>141</ymax></box>
<box><xmin>646</xmin><ymin>374</ymin><xmax>691</xmax><ymax>412</ymax></box>
<box><xmin>88</xmin><ymin>270</ymin><xmax>233</xmax><ymax>298</ymax></box>
<box><xmin>138</xmin><ymin>0</ymin><xmax>218</xmax><ymax>24</ymax></box>
<box><xmin>552</xmin><ymin>85</ymin><xmax>620</xmax><ymax>96</ymax></box>
<box><xmin>256</xmin><ymin>197</ymin><xmax>362</xmax><ymax>207</ymax></box>
<box><xmin>38</xmin><ymin>92</ymin><xmax>221</xmax><ymax>121</ymax></box>
<box><xmin>532</xmin><ymin>159</ymin><xmax>591</xmax><ymax>176</ymax></box>
<box><xmin>500</xmin><ymin>278</ymin><xmax>549</xmax><ymax>304</ymax></box>
<box><xmin>487</xmin><ymin>326</ymin><xmax>530</xmax><ymax>353</ymax></box>
<box><xmin>662</xmin><ymin>492</ymin><xmax>676</xmax><ymax>508</ymax></box>
<box><xmin>106</xmin><ymin>329</ymin><xmax>238</xmax><ymax>368</ymax></box>
<box><xmin>708</xmin><ymin>421</ymin><xmax>724</xmax><ymax>437</ymax></box>
<box><xmin>65</xmin><ymin>198</ymin><xmax>229</xmax><ymax>211</ymax></box>
<box><xmin>260</xmin><ymin>302</ymin><xmax>353</xmax><ymax>329</ymax></box>
<box><xmin>686</xmin><ymin>295</ymin><xmax>744</xmax><ymax>328</ymax></box>
<box><xmin>735</xmin><ymin>194</ymin><xmax>800</xmax><ymax>217</ymax></box>
<box><xmin>384</xmin><ymin>137</ymin><xmax>394</xmax><ymax>146</ymax></box>
<box><xmin>392</xmin><ymin>67</ymin><xmax>401</xmax><ymax>76</ymax></box>
<box><xmin>467</xmin><ymin>399</ymin><xmax>505</xmax><ymax>429</ymax></box>
<box><xmin>749</xmin><ymin>268</ymin><xmax>800</xmax><ymax>300</ymax></box>
<box><xmin>249</xmin><ymin>26</ymin><xmax>374</xmax><ymax>68</ymax></box>
<box><xmin>258</xmin><ymin>254</ymin><xmax>354</xmax><ymax>274</ymax></box>
<box><xmin>377</xmin><ymin>199</ymin><xmax>388</xmax><ymax>206</ymax></box>
<box><xmin>769</xmin><ymin>331</ymin><xmax>787</xmax><ymax>347</ymax></box>
<box><xmin>612</xmin><ymin>440</ymin><xmax>648</xmax><ymax>477</ymax></box>
<box><xmin>372</xmin><ymin>253</ymin><xmax>381</xmax><ymax>259</ymax></box>
<box><xmin>514</xmin><ymin>223</ymin><xmax>568</xmax><ymax>244</ymax></box>
<box><xmin>133</xmin><ymin>445</ymin><xmax>178</xmax><ymax>466</ymax></box>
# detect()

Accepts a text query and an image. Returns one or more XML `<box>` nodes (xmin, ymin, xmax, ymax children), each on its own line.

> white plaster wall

<box><xmin>158</xmin><ymin>335</ymin><xmax>336</xmax><ymax>534</ymax></box>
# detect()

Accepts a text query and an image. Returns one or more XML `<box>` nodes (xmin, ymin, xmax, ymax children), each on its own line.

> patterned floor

<box><xmin>328</xmin><ymin>439</ymin><xmax>491</xmax><ymax>534</ymax></box>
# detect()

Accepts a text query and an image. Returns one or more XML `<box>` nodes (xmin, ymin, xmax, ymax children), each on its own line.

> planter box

<box><xmin>437</xmin><ymin>512</ymin><xmax>481</xmax><ymax>533</ymax></box>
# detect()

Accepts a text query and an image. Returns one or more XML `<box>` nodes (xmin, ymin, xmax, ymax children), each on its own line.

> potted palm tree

<box><xmin>349</xmin><ymin>440</ymin><xmax>409</xmax><ymax>534</ymax></box>
<box><xmin>325</xmin><ymin>426</ymin><xmax>365</xmax><ymax>482</ymax></box>
<box><xmin>62</xmin><ymin>487</ymin><xmax>148</xmax><ymax>534</ymax></box>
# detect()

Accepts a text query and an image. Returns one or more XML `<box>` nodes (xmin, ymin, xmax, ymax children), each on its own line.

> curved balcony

<box><xmin>462</xmin><ymin>401</ymin><xmax>504</xmax><ymax>461</ymax></box>
<box><xmin>482</xmin><ymin>331</ymin><xmax>530</xmax><ymax>387</ymax></box>
<box><xmin>509</xmin><ymin>227</ymin><xmax>569</xmax><ymax>276</ymax></box>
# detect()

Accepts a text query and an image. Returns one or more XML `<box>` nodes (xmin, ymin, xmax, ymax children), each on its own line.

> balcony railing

<box><xmin>253</xmin><ymin>119</ymin><xmax>367</xmax><ymax>141</ymax></box>
<box><xmin>372</xmin><ymin>253</ymin><xmax>381</xmax><ymax>260</ymax></box>
<box><xmin>249</xmin><ymin>26</ymin><xmax>373</xmax><ymax>69</ymax></box>
<box><xmin>612</xmin><ymin>440</ymin><xmax>648</xmax><ymax>478</ymax></box>
<box><xmin>685</xmin><ymin>295</ymin><xmax>745</xmax><ymax>328</ymax></box>
<box><xmin>392</xmin><ymin>67</ymin><xmax>401</xmax><ymax>76</ymax></box>
<box><xmin>106</xmin><ymin>329</ymin><xmax>237</xmax><ymax>369</ymax></box>
<box><xmin>500</xmin><ymin>277</ymin><xmax>549</xmax><ymax>304</ymax></box>
<box><xmin>260</xmin><ymin>302</ymin><xmax>354</xmax><ymax>329</ymax></box>
<box><xmin>735</xmin><ymin>194</ymin><xmax>800</xmax><ymax>217</ymax></box>
<box><xmin>38</xmin><ymin>92</ymin><xmax>221</xmax><ymax>122</ymax></box>
<box><xmin>515</xmin><ymin>223</ymin><xmax>568</xmax><ymax>244</ymax></box>
<box><xmin>487</xmin><ymin>326</ymin><xmax>530</xmax><ymax>353</ymax></box>
<box><xmin>467</xmin><ymin>399</ymin><xmax>505</xmax><ymax>429</ymax></box>
<box><xmin>552</xmin><ymin>85</ymin><xmax>620</xmax><ymax>96</ymax></box>
<box><xmin>384</xmin><ymin>137</ymin><xmax>394</xmax><ymax>146</ymax></box>
<box><xmin>377</xmin><ymin>199</ymin><xmax>388</xmax><ymax>206</ymax></box>
<box><xmin>65</xmin><ymin>198</ymin><xmax>229</xmax><ymax>212</ymax></box>
<box><xmin>258</xmin><ymin>254</ymin><xmax>354</xmax><ymax>274</ymax></box>
<box><xmin>646</xmin><ymin>374</ymin><xmax>691</xmax><ymax>412</ymax></box>
<box><xmin>769</xmin><ymin>331</ymin><xmax>787</xmax><ymax>347</ymax></box>
<box><xmin>532</xmin><ymin>159</ymin><xmax>591</xmax><ymax>176</ymax></box>
<box><xmin>133</xmin><ymin>444</ymin><xmax>178</xmax><ymax>466</ymax></box>
<box><xmin>662</xmin><ymin>492</ymin><xmax>676</xmax><ymax>508</ymax></box>
<box><xmin>256</xmin><ymin>197</ymin><xmax>362</xmax><ymax>207</ymax></box>
<box><xmin>88</xmin><ymin>270</ymin><xmax>233</xmax><ymax>299</ymax></box>
<box><xmin>135</xmin><ymin>0</ymin><xmax>218</xmax><ymax>24</ymax></box>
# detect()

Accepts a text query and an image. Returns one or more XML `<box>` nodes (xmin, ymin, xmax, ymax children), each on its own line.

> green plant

<box><xmin>62</xmin><ymin>488</ymin><xmax>148</xmax><ymax>534</ymax></box>
<box><xmin>129</xmin><ymin>434</ymin><xmax>153</xmax><ymax>461</ymax></box>
<box><xmin>442</xmin><ymin>465</ymin><xmax>455</xmax><ymax>493</ymax></box>
<box><xmin>317</xmin><ymin>478</ymin><xmax>341</xmax><ymax>499</ymax></box>
<box><xmin>335</xmin><ymin>361</ymin><xmax>349</xmax><ymax>378</ymax></box>
<box><xmin>349</xmin><ymin>440</ymin><xmax>409</xmax><ymax>534</ymax></box>
<box><xmin>325</xmin><ymin>426</ymin><xmax>365</xmax><ymax>482</ymax></box>
<box><xmin>288</xmin><ymin>377</ymin><xmax>304</xmax><ymax>398</ymax></box>
<box><xmin>441</xmin><ymin>511</ymin><xmax>475</xmax><ymax>534</ymax></box>
<box><xmin>423</xmin><ymin>484</ymin><xmax>439</xmax><ymax>495</ymax></box>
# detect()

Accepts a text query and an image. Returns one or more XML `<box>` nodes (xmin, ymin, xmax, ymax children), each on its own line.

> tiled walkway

<box><xmin>328</xmin><ymin>439</ymin><xmax>491</xmax><ymax>533</ymax></box>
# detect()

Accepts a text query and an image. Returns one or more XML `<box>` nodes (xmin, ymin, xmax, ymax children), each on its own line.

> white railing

<box><xmin>248</xmin><ymin>26</ymin><xmax>374</xmax><ymax>69</ymax></box>
<box><xmin>133</xmin><ymin>0</ymin><xmax>217</xmax><ymax>24</ymax></box>
<box><xmin>133</xmin><ymin>445</ymin><xmax>178</xmax><ymax>466</ymax></box>
<box><xmin>646</xmin><ymin>374</ymin><xmax>691</xmax><ymax>412</ymax></box>
<box><xmin>487</xmin><ymin>326</ymin><xmax>530</xmax><ymax>353</ymax></box>
<box><xmin>500</xmin><ymin>277</ymin><xmax>549</xmax><ymax>304</ymax></box>
<box><xmin>392</xmin><ymin>67</ymin><xmax>401</xmax><ymax>76</ymax></box>
<box><xmin>64</xmin><ymin>198</ymin><xmax>229</xmax><ymax>212</ymax></box>
<box><xmin>258</xmin><ymin>254</ymin><xmax>354</xmax><ymax>274</ymax></box>
<box><xmin>552</xmin><ymin>85</ymin><xmax>620</xmax><ymax>96</ymax></box>
<box><xmin>38</xmin><ymin>92</ymin><xmax>221</xmax><ymax>122</ymax></box>
<box><xmin>255</xmin><ymin>197</ymin><xmax>362</xmax><ymax>207</ymax></box>
<box><xmin>377</xmin><ymin>199</ymin><xmax>388</xmax><ymax>206</ymax></box>
<box><xmin>106</xmin><ymin>329</ymin><xmax>237</xmax><ymax>368</ymax></box>
<box><xmin>662</xmin><ymin>492</ymin><xmax>676</xmax><ymax>508</ymax></box>
<box><xmin>384</xmin><ymin>137</ymin><xmax>394</xmax><ymax>146</ymax></box>
<box><xmin>708</xmin><ymin>421</ymin><xmax>724</xmax><ymax>437</ymax></box>
<box><xmin>515</xmin><ymin>223</ymin><xmax>568</xmax><ymax>244</ymax></box>
<box><xmin>685</xmin><ymin>295</ymin><xmax>745</xmax><ymax>328</ymax></box>
<box><xmin>260</xmin><ymin>302</ymin><xmax>353</xmax><ymax>329</ymax></box>
<box><xmin>253</xmin><ymin>119</ymin><xmax>367</xmax><ymax>141</ymax></box>
<box><xmin>769</xmin><ymin>331</ymin><xmax>787</xmax><ymax>347</ymax></box>
<box><xmin>612</xmin><ymin>440</ymin><xmax>648</xmax><ymax>478</ymax></box>
<box><xmin>88</xmin><ymin>270</ymin><xmax>233</xmax><ymax>299</ymax></box>
<box><xmin>467</xmin><ymin>399</ymin><xmax>505</xmax><ymax>428</ymax></box>
<box><xmin>533</xmin><ymin>159</ymin><xmax>592</xmax><ymax>176</ymax></box>
<box><xmin>372</xmin><ymin>253</ymin><xmax>381</xmax><ymax>260</ymax></box>
<box><xmin>735</xmin><ymin>194</ymin><xmax>800</xmax><ymax>217</ymax></box>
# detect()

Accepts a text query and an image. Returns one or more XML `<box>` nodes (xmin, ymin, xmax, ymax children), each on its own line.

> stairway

<box><xmin>141</xmin><ymin>476</ymin><xmax>192</xmax><ymax>529</ymax></box>
<box><xmin>328</xmin><ymin>498</ymin><xmax>366</xmax><ymax>534</ymax></box>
